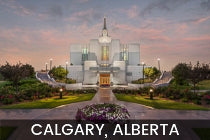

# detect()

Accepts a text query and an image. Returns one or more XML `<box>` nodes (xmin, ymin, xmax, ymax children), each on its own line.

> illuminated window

<box><xmin>102</xmin><ymin>46</ymin><xmax>109</xmax><ymax>61</ymax></box>
<box><xmin>122</xmin><ymin>47</ymin><xmax>128</xmax><ymax>61</ymax></box>
<box><xmin>82</xmin><ymin>48</ymin><xmax>88</xmax><ymax>61</ymax></box>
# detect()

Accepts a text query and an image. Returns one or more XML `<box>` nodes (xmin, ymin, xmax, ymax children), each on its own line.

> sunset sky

<box><xmin>0</xmin><ymin>0</ymin><xmax>210</xmax><ymax>71</ymax></box>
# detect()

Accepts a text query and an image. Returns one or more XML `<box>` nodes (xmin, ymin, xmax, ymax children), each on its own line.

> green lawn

<box><xmin>0</xmin><ymin>127</ymin><xmax>16</xmax><ymax>140</ymax></box>
<box><xmin>115</xmin><ymin>94</ymin><xmax>209</xmax><ymax>110</ymax></box>
<box><xmin>192</xmin><ymin>128</ymin><xmax>210</xmax><ymax>140</ymax></box>
<box><xmin>0</xmin><ymin>81</ymin><xmax>10</xmax><ymax>89</ymax></box>
<box><xmin>197</xmin><ymin>80</ymin><xmax>210</xmax><ymax>90</ymax></box>
<box><xmin>0</xmin><ymin>93</ymin><xmax>95</xmax><ymax>109</ymax></box>
<box><xmin>132</xmin><ymin>78</ymin><xmax>153</xmax><ymax>84</ymax></box>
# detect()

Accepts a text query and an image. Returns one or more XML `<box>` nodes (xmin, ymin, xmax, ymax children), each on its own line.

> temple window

<box><xmin>122</xmin><ymin>47</ymin><xmax>128</xmax><ymax>61</ymax></box>
<box><xmin>102</xmin><ymin>46</ymin><xmax>109</xmax><ymax>61</ymax></box>
<box><xmin>82</xmin><ymin>48</ymin><xmax>88</xmax><ymax>61</ymax></box>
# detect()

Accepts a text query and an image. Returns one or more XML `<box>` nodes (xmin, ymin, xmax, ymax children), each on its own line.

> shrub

<box><xmin>68</xmin><ymin>89</ymin><xmax>97</xmax><ymax>94</ymax></box>
<box><xmin>0</xmin><ymin>86</ymin><xmax>14</xmax><ymax>95</ymax></box>
<box><xmin>15</xmin><ymin>93</ymin><xmax>26</xmax><ymax>102</ymax></box>
<box><xmin>2</xmin><ymin>95</ymin><xmax>15</xmax><ymax>104</ymax></box>
<box><xmin>169</xmin><ymin>96</ymin><xmax>174</xmax><ymax>100</ymax></box>
<box><xmin>183</xmin><ymin>88</ymin><xmax>197</xmax><ymax>100</ymax></box>
<box><xmin>203</xmin><ymin>93</ymin><xmax>210</xmax><ymax>104</ymax></box>
<box><xmin>192</xmin><ymin>99</ymin><xmax>201</xmax><ymax>105</ymax></box>
<box><xmin>181</xmin><ymin>98</ymin><xmax>188</xmax><ymax>102</ymax></box>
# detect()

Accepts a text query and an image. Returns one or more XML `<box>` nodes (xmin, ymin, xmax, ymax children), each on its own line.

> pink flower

<box><xmin>8</xmin><ymin>95</ymin><xmax>13</xmax><ymax>99</ymax></box>
<box><xmin>1</xmin><ymin>96</ymin><xmax>4</xmax><ymax>100</ymax></box>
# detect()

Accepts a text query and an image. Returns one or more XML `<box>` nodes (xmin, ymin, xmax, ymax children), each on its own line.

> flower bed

<box><xmin>75</xmin><ymin>103</ymin><xmax>130</xmax><ymax>123</ymax></box>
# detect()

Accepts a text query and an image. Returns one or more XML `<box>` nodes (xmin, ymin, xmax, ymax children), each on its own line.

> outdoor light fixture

<box><xmin>65</xmin><ymin>61</ymin><xmax>68</xmax><ymax>84</ymax></box>
<box><xmin>50</xmin><ymin>58</ymin><xmax>53</xmax><ymax>71</ymax></box>
<box><xmin>150</xmin><ymin>89</ymin><xmax>153</xmax><ymax>92</ymax></box>
<box><xmin>45</xmin><ymin>62</ymin><xmax>48</xmax><ymax>72</ymax></box>
<box><xmin>157</xmin><ymin>58</ymin><xmax>160</xmax><ymax>72</ymax></box>
<box><xmin>59</xmin><ymin>88</ymin><xmax>63</xmax><ymax>99</ymax></box>
<box><xmin>149</xmin><ymin>89</ymin><xmax>153</xmax><ymax>100</ymax></box>
<box><xmin>142</xmin><ymin>62</ymin><xmax>145</xmax><ymax>84</ymax></box>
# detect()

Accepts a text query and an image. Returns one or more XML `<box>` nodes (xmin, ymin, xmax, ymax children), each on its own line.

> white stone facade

<box><xmin>68</xmin><ymin>17</ymin><xmax>144</xmax><ymax>85</ymax></box>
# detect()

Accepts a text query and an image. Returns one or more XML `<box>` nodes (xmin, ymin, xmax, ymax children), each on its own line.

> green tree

<box><xmin>144</xmin><ymin>67</ymin><xmax>154</xmax><ymax>80</ymax></box>
<box><xmin>21</xmin><ymin>64</ymin><xmax>35</xmax><ymax>78</ymax></box>
<box><xmin>188</xmin><ymin>62</ymin><xmax>210</xmax><ymax>94</ymax></box>
<box><xmin>144</xmin><ymin>67</ymin><xmax>160</xmax><ymax>80</ymax></box>
<box><xmin>172</xmin><ymin>63</ymin><xmax>191</xmax><ymax>85</ymax></box>
<box><xmin>0</xmin><ymin>62</ymin><xmax>35</xmax><ymax>93</ymax></box>
<box><xmin>49</xmin><ymin>66</ymin><xmax>68</xmax><ymax>80</ymax></box>
<box><xmin>0</xmin><ymin>73</ymin><xmax>4</xmax><ymax>80</ymax></box>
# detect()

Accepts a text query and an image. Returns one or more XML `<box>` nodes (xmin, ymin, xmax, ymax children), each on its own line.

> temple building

<box><xmin>67</xmin><ymin>17</ymin><xmax>145</xmax><ymax>86</ymax></box>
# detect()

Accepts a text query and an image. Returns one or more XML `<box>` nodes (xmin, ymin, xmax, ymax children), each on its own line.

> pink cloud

<box><xmin>111</xmin><ymin>23</ymin><xmax>170</xmax><ymax>42</ymax></box>
<box><xmin>0</xmin><ymin>0</ymin><xmax>47</xmax><ymax>19</ymax></box>
<box><xmin>126</xmin><ymin>5</ymin><xmax>139</xmax><ymax>18</ymax></box>
<box><xmin>195</xmin><ymin>16</ymin><xmax>210</xmax><ymax>24</ymax></box>
<box><xmin>183</xmin><ymin>35</ymin><xmax>210</xmax><ymax>41</ymax></box>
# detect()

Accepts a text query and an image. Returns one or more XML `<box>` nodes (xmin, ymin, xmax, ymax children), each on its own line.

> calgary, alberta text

<box><xmin>31</xmin><ymin>123</ymin><xmax>179</xmax><ymax>137</ymax></box>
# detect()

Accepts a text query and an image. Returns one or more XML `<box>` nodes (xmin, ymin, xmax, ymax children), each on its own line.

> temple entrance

<box><xmin>100</xmin><ymin>73</ymin><xmax>110</xmax><ymax>86</ymax></box>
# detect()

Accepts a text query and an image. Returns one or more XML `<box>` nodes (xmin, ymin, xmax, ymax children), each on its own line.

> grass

<box><xmin>197</xmin><ymin>80</ymin><xmax>210</xmax><ymax>90</ymax></box>
<box><xmin>192</xmin><ymin>128</ymin><xmax>210</xmax><ymax>140</ymax></box>
<box><xmin>115</xmin><ymin>94</ymin><xmax>209</xmax><ymax>110</ymax></box>
<box><xmin>0</xmin><ymin>93</ymin><xmax>95</xmax><ymax>109</ymax></box>
<box><xmin>0</xmin><ymin>81</ymin><xmax>11</xmax><ymax>89</ymax></box>
<box><xmin>0</xmin><ymin>127</ymin><xmax>16</xmax><ymax>140</ymax></box>
<box><xmin>132</xmin><ymin>78</ymin><xmax>153</xmax><ymax>84</ymax></box>
<box><xmin>169</xmin><ymin>84</ymin><xmax>192</xmax><ymax>90</ymax></box>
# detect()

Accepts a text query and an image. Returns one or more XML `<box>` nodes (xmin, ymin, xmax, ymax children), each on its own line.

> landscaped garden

<box><xmin>113</xmin><ymin>88</ymin><xmax>209</xmax><ymax>110</ymax></box>
<box><xmin>131</xmin><ymin>67</ymin><xmax>160</xmax><ymax>84</ymax></box>
<box><xmin>0</xmin><ymin>62</ymin><xmax>97</xmax><ymax>109</ymax></box>
<box><xmin>1</xmin><ymin>93</ymin><xmax>95</xmax><ymax>109</ymax></box>
<box><xmin>197</xmin><ymin>80</ymin><xmax>210</xmax><ymax>90</ymax></box>
<box><xmin>49</xmin><ymin>66</ymin><xmax>76</xmax><ymax>84</ymax></box>
<box><xmin>0</xmin><ymin>78</ymin><xmax>96</xmax><ymax>109</ymax></box>
<box><xmin>113</xmin><ymin>62</ymin><xmax>210</xmax><ymax>110</ymax></box>
<box><xmin>76</xmin><ymin>103</ymin><xmax>130</xmax><ymax>123</ymax></box>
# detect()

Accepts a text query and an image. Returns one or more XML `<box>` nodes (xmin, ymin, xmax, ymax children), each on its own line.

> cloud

<box><xmin>140</xmin><ymin>0</ymin><xmax>191</xmax><ymax>16</ymax></box>
<box><xmin>183</xmin><ymin>35</ymin><xmax>210</xmax><ymax>41</ymax></box>
<box><xmin>48</xmin><ymin>4</ymin><xmax>63</xmax><ymax>17</ymax></box>
<box><xmin>110</xmin><ymin>23</ymin><xmax>170</xmax><ymax>43</ymax></box>
<box><xmin>201</xmin><ymin>0</ymin><xmax>210</xmax><ymax>11</ymax></box>
<box><xmin>183</xmin><ymin>16</ymin><xmax>210</xmax><ymax>24</ymax></box>
<box><xmin>68</xmin><ymin>8</ymin><xmax>102</xmax><ymax>24</ymax></box>
<box><xmin>126</xmin><ymin>5</ymin><xmax>139</xmax><ymax>18</ymax></box>
<box><xmin>77</xmin><ymin>0</ymin><xmax>89</xmax><ymax>3</ymax></box>
<box><xmin>0</xmin><ymin>0</ymin><xmax>47</xmax><ymax>19</ymax></box>
<box><xmin>0</xmin><ymin>0</ymin><xmax>65</xmax><ymax>20</ymax></box>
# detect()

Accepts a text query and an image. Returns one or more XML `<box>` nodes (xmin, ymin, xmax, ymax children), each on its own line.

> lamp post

<box><xmin>157</xmin><ymin>58</ymin><xmax>160</xmax><ymax>72</ymax></box>
<box><xmin>59</xmin><ymin>88</ymin><xmax>63</xmax><ymax>99</ymax></box>
<box><xmin>149</xmin><ymin>88</ymin><xmax>153</xmax><ymax>100</ymax></box>
<box><xmin>65</xmin><ymin>61</ymin><xmax>68</xmax><ymax>84</ymax></box>
<box><xmin>50</xmin><ymin>58</ymin><xmax>53</xmax><ymax>71</ymax></box>
<box><xmin>45</xmin><ymin>63</ymin><xmax>48</xmax><ymax>72</ymax></box>
<box><xmin>142</xmin><ymin>62</ymin><xmax>145</xmax><ymax>84</ymax></box>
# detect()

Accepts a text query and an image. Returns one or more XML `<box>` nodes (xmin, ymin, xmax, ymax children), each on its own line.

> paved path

<box><xmin>1</xmin><ymin>88</ymin><xmax>210</xmax><ymax>120</ymax></box>
<box><xmin>1</xmin><ymin>88</ymin><xmax>210</xmax><ymax>140</ymax></box>
<box><xmin>36</xmin><ymin>72</ymin><xmax>65</xmax><ymax>87</ymax></box>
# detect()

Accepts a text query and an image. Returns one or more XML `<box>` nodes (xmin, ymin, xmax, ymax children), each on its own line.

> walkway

<box><xmin>36</xmin><ymin>72</ymin><xmax>64</xmax><ymax>87</ymax></box>
<box><xmin>1</xmin><ymin>89</ymin><xmax>210</xmax><ymax>140</ymax></box>
<box><xmin>153</xmin><ymin>71</ymin><xmax>173</xmax><ymax>87</ymax></box>
<box><xmin>1</xmin><ymin>88</ymin><xmax>210</xmax><ymax>120</ymax></box>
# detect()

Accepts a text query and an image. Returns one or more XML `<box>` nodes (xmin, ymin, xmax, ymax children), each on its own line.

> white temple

<box><xmin>67</xmin><ymin>17</ymin><xmax>145</xmax><ymax>86</ymax></box>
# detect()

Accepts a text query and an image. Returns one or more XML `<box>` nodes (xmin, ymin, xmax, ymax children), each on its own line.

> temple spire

<box><xmin>103</xmin><ymin>17</ymin><xmax>107</xmax><ymax>30</ymax></box>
